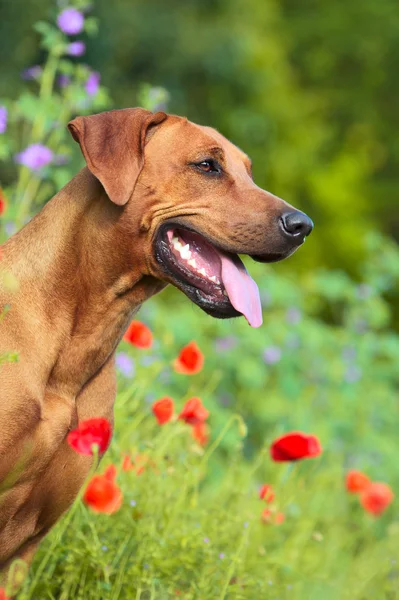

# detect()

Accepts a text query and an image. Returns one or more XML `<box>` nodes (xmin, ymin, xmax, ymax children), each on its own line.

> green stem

<box><xmin>218</xmin><ymin>524</ymin><xmax>250</xmax><ymax>600</ymax></box>
<box><xmin>25</xmin><ymin>447</ymin><xmax>100</xmax><ymax>599</ymax></box>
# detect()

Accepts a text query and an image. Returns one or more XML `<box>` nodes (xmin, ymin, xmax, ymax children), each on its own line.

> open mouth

<box><xmin>155</xmin><ymin>225</ymin><xmax>263</xmax><ymax>328</ymax></box>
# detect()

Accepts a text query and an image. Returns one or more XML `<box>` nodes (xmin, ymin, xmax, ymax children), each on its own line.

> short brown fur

<box><xmin>0</xmin><ymin>108</ymin><xmax>307</xmax><ymax>578</ymax></box>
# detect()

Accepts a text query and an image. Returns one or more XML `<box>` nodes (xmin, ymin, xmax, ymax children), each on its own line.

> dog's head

<box><xmin>68</xmin><ymin>108</ymin><xmax>313</xmax><ymax>327</ymax></box>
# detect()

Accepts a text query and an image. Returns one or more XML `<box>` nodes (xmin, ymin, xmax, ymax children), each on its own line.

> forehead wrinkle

<box><xmin>195</xmin><ymin>123</ymin><xmax>252</xmax><ymax>173</ymax></box>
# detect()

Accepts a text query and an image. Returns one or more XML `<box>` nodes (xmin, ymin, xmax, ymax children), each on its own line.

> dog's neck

<box><xmin>3</xmin><ymin>168</ymin><xmax>165</xmax><ymax>397</ymax></box>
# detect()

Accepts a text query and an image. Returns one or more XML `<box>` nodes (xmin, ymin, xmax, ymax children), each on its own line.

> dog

<box><xmin>0</xmin><ymin>107</ymin><xmax>313</xmax><ymax>576</ymax></box>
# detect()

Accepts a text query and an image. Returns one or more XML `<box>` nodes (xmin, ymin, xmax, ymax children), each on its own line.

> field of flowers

<box><xmin>1</xmin><ymin>2</ymin><xmax>399</xmax><ymax>599</ymax></box>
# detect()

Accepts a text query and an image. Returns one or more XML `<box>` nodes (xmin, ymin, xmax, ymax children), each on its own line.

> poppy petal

<box><xmin>270</xmin><ymin>431</ymin><xmax>322</xmax><ymax>462</ymax></box>
<box><xmin>67</xmin><ymin>417</ymin><xmax>112</xmax><ymax>456</ymax></box>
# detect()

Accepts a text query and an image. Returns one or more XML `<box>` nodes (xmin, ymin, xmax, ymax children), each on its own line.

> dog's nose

<box><xmin>280</xmin><ymin>211</ymin><xmax>314</xmax><ymax>240</ymax></box>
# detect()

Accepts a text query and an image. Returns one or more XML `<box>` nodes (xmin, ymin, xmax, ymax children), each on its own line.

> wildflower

<box><xmin>345</xmin><ymin>470</ymin><xmax>371</xmax><ymax>494</ymax></box>
<box><xmin>261</xmin><ymin>508</ymin><xmax>272</xmax><ymax>523</ymax></box>
<box><xmin>15</xmin><ymin>144</ymin><xmax>53</xmax><ymax>171</ymax></box>
<box><xmin>0</xmin><ymin>589</ymin><xmax>10</xmax><ymax>600</ymax></box>
<box><xmin>179</xmin><ymin>397</ymin><xmax>209</xmax><ymax>425</ymax></box>
<box><xmin>83</xmin><ymin>465</ymin><xmax>122</xmax><ymax>514</ymax></box>
<box><xmin>275</xmin><ymin>512</ymin><xmax>285</xmax><ymax>525</ymax></box>
<box><xmin>261</xmin><ymin>508</ymin><xmax>285</xmax><ymax>525</ymax></box>
<box><xmin>122</xmin><ymin>453</ymin><xmax>150</xmax><ymax>475</ymax></box>
<box><xmin>123</xmin><ymin>320</ymin><xmax>153</xmax><ymax>349</ymax></box>
<box><xmin>270</xmin><ymin>431</ymin><xmax>322</xmax><ymax>462</ymax></box>
<box><xmin>343</xmin><ymin>365</ymin><xmax>362</xmax><ymax>384</ymax></box>
<box><xmin>67</xmin><ymin>41</ymin><xmax>86</xmax><ymax>56</ymax></box>
<box><xmin>173</xmin><ymin>341</ymin><xmax>204</xmax><ymax>374</ymax></box>
<box><xmin>67</xmin><ymin>417</ymin><xmax>112</xmax><ymax>456</ymax></box>
<box><xmin>259</xmin><ymin>484</ymin><xmax>275</xmax><ymax>503</ymax></box>
<box><xmin>263</xmin><ymin>346</ymin><xmax>282</xmax><ymax>365</ymax></box>
<box><xmin>214</xmin><ymin>336</ymin><xmax>237</xmax><ymax>352</ymax></box>
<box><xmin>57</xmin><ymin>8</ymin><xmax>85</xmax><ymax>35</ymax></box>
<box><xmin>0</xmin><ymin>107</ymin><xmax>7</xmax><ymax>134</ymax></box>
<box><xmin>191</xmin><ymin>422</ymin><xmax>210</xmax><ymax>446</ymax></box>
<box><xmin>85</xmin><ymin>71</ymin><xmax>101</xmax><ymax>96</ymax></box>
<box><xmin>115</xmin><ymin>352</ymin><xmax>135</xmax><ymax>377</ymax></box>
<box><xmin>360</xmin><ymin>482</ymin><xmax>394</xmax><ymax>516</ymax></box>
<box><xmin>152</xmin><ymin>397</ymin><xmax>174</xmax><ymax>425</ymax></box>
<box><xmin>286</xmin><ymin>306</ymin><xmax>302</xmax><ymax>325</ymax></box>
<box><xmin>0</xmin><ymin>189</ymin><xmax>7</xmax><ymax>215</ymax></box>
<box><xmin>21</xmin><ymin>65</ymin><xmax>42</xmax><ymax>80</ymax></box>
<box><xmin>58</xmin><ymin>74</ymin><xmax>71</xmax><ymax>88</ymax></box>
<box><xmin>122</xmin><ymin>455</ymin><xmax>134</xmax><ymax>472</ymax></box>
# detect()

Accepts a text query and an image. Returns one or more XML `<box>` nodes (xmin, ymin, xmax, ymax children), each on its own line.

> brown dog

<box><xmin>0</xmin><ymin>108</ymin><xmax>312</xmax><ymax>575</ymax></box>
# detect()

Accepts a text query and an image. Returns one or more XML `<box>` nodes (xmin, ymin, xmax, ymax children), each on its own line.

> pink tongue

<box><xmin>220</xmin><ymin>254</ymin><xmax>263</xmax><ymax>328</ymax></box>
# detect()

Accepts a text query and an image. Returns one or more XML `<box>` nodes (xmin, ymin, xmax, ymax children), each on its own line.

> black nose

<box><xmin>280</xmin><ymin>211</ymin><xmax>314</xmax><ymax>240</ymax></box>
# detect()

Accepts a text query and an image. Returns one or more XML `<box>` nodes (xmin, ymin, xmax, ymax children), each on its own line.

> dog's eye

<box><xmin>196</xmin><ymin>159</ymin><xmax>220</xmax><ymax>174</ymax></box>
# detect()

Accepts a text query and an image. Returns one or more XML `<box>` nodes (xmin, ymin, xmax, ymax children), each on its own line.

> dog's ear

<box><xmin>68</xmin><ymin>108</ymin><xmax>167</xmax><ymax>206</ymax></box>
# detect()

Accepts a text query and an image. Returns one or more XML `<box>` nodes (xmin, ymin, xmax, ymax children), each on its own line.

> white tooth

<box><xmin>216</xmin><ymin>278</ymin><xmax>220</xmax><ymax>284</ymax></box>
<box><xmin>172</xmin><ymin>236</ymin><xmax>179</xmax><ymax>243</ymax></box>
<box><xmin>180</xmin><ymin>244</ymin><xmax>191</xmax><ymax>259</ymax></box>
<box><xmin>174</xmin><ymin>241</ymin><xmax>182</xmax><ymax>251</ymax></box>
<box><xmin>188</xmin><ymin>258</ymin><xmax>197</xmax><ymax>268</ymax></box>
<box><xmin>199</xmin><ymin>268</ymin><xmax>207</xmax><ymax>276</ymax></box>
<box><xmin>210</xmin><ymin>276</ymin><xmax>217</xmax><ymax>283</ymax></box>
<box><xmin>223</xmin><ymin>290</ymin><xmax>228</xmax><ymax>297</ymax></box>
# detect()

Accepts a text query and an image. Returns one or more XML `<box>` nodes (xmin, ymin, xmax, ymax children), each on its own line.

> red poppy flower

<box><xmin>261</xmin><ymin>508</ymin><xmax>272</xmax><ymax>523</ymax></box>
<box><xmin>122</xmin><ymin>453</ymin><xmax>151</xmax><ymax>475</ymax></box>
<box><xmin>123</xmin><ymin>320</ymin><xmax>153</xmax><ymax>349</ymax></box>
<box><xmin>191</xmin><ymin>422</ymin><xmax>210</xmax><ymax>446</ymax></box>
<box><xmin>83</xmin><ymin>464</ymin><xmax>122</xmax><ymax>514</ymax></box>
<box><xmin>261</xmin><ymin>508</ymin><xmax>285</xmax><ymax>525</ymax></box>
<box><xmin>0</xmin><ymin>189</ymin><xmax>7</xmax><ymax>216</ymax></box>
<box><xmin>173</xmin><ymin>341</ymin><xmax>204</xmax><ymax>374</ymax></box>
<box><xmin>360</xmin><ymin>482</ymin><xmax>394</xmax><ymax>516</ymax></box>
<box><xmin>179</xmin><ymin>397</ymin><xmax>209</xmax><ymax>425</ymax></box>
<box><xmin>346</xmin><ymin>470</ymin><xmax>371</xmax><ymax>494</ymax></box>
<box><xmin>259</xmin><ymin>484</ymin><xmax>275</xmax><ymax>503</ymax></box>
<box><xmin>152</xmin><ymin>397</ymin><xmax>174</xmax><ymax>425</ymax></box>
<box><xmin>122</xmin><ymin>454</ymin><xmax>135</xmax><ymax>472</ymax></box>
<box><xmin>0</xmin><ymin>589</ymin><xmax>10</xmax><ymax>600</ymax></box>
<box><xmin>270</xmin><ymin>431</ymin><xmax>322</xmax><ymax>462</ymax></box>
<box><xmin>67</xmin><ymin>417</ymin><xmax>112</xmax><ymax>456</ymax></box>
<box><xmin>275</xmin><ymin>511</ymin><xmax>285</xmax><ymax>525</ymax></box>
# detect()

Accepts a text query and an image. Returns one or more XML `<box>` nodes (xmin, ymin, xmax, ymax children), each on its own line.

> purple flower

<box><xmin>219</xmin><ymin>553</ymin><xmax>225</xmax><ymax>560</ymax></box>
<box><xmin>344</xmin><ymin>365</ymin><xmax>362</xmax><ymax>384</ymax></box>
<box><xmin>356</xmin><ymin>284</ymin><xmax>372</xmax><ymax>300</ymax></box>
<box><xmin>67</xmin><ymin>41</ymin><xmax>86</xmax><ymax>56</ymax></box>
<box><xmin>21</xmin><ymin>65</ymin><xmax>42</xmax><ymax>80</ymax></box>
<box><xmin>286</xmin><ymin>306</ymin><xmax>302</xmax><ymax>325</ymax></box>
<box><xmin>214</xmin><ymin>335</ymin><xmax>237</xmax><ymax>353</ymax></box>
<box><xmin>0</xmin><ymin>106</ymin><xmax>7</xmax><ymax>134</ymax></box>
<box><xmin>115</xmin><ymin>352</ymin><xmax>135</xmax><ymax>377</ymax></box>
<box><xmin>5</xmin><ymin>222</ymin><xmax>17</xmax><ymax>237</ymax></box>
<box><xmin>85</xmin><ymin>71</ymin><xmax>100</xmax><ymax>96</ymax></box>
<box><xmin>57</xmin><ymin>8</ymin><xmax>84</xmax><ymax>35</ymax></box>
<box><xmin>263</xmin><ymin>345</ymin><xmax>282</xmax><ymax>365</ymax></box>
<box><xmin>15</xmin><ymin>144</ymin><xmax>53</xmax><ymax>171</ymax></box>
<box><xmin>260</xmin><ymin>290</ymin><xmax>272</xmax><ymax>307</ymax></box>
<box><xmin>342</xmin><ymin>346</ymin><xmax>356</xmax><ymax>362</ymax></box>
<box><xmin>58</xmin><ymin>74</ymin><xmax>71</xmax><ymax>89</ymax></box>
<box><xmin>53</xmin><ymin>154</ymin><xmax>70</xmax><ymax>166</ymax></box>
<box><xmin>203</xmin><ymin>537</ymin><xmax>210</xmax><ymax>544</ymax></box>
